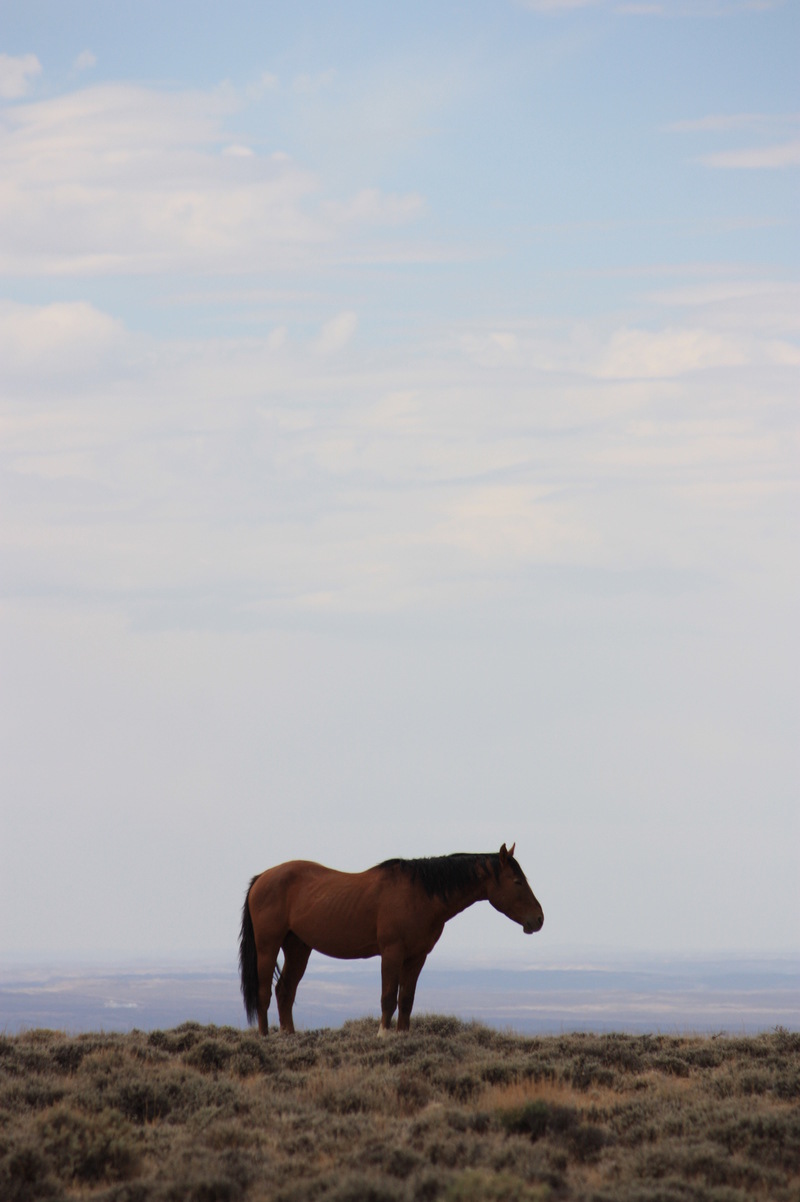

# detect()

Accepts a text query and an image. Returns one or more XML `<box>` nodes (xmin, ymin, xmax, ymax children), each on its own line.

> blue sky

<box><xmin>1</xmin><ymin>1</ymin><xmax>798</xmax><ymax>966</ymax></box>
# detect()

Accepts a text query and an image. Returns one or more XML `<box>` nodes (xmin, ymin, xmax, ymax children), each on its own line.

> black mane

<box><xmin>377</xmin><ymin>852</ymin><xmax>524</xmax><ymax>901</ymax></box>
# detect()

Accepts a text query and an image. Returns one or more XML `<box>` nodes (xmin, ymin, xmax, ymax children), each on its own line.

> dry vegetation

<box><xmin>1</xmin><ymin>1016</ymin><xmax>799</xmax><ymax>1201</ymax></box>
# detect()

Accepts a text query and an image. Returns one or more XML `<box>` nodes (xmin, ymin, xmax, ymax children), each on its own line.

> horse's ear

<box><xmin>508</xmin><ymin>842</ymin><xmax>516</xmax><ymax>859</ymax></box>
<box><xmin>499</xmin><ymin>843</ymin><xmax>508</xmax><ymax>864</ymax></box>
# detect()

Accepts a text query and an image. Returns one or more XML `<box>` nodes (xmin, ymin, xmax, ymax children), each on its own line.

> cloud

<box><xmin>1</xmin><ymin>274</ymin><xmax>797</xmax><ymax>635</ymax></box>
<box><xmin>0</xmin><ymin>53</ymin><xmax>42</xmax><ymax>99</ymax></box>
<box><xmin>596</xmin><ymin>326</ymin><xmax>749</xmax><ymax>378</ymax></box>
<box><xmin>267</xmin><ymin>325</ymin><xmax>288</xmax><ymax>351</ymax></box>
<box><xmin>668</xmin><ymin>113</ymin><xmax>784</xmax><ymax>132</ymax></box>
<box><xmin>0</xmin><ymin>299</ymin><xmax>126</xmax><ymax>380</ymax></box>
<box><xmin>222</xmin><ymin>143</ymin><xmax>255</xmax><ymax>157</ymax></box>
<box><xmin>0</xmin><ymin>81</ymin><xmax>427</xmax><ymax>276</ymax></box>
<box><xmin>669</xmin><ymin>112</ymin><xmax>800</xmax><ymax>168</ymax></box>
<box><xmin>699</xmin><ymin>140</ymin><xmax>800</xmax><ymax>168</ymax></box>
<box><xmin>246</xmin><ymin>71</ymin><xmax>279</xmax><ymax>100</ymax></box>
<box><xmin>456</xmin><ymin>293</ymin><xmax>800</xmax><ymax>383</ymax></box>
<box><xmin>433</xmin><ymin>485</ymin><xmax>588</xmax><ymax>563</ymax></box>
<box><xmin>520</xmin><ymin>0</ymin><xmax>783</xmax><ymax>11</ymax></box>
<box><xmin>292</xmin><ymin>69</ymin><xmax>336</xmax><ymax>95</ymax></box>
<box><xmin>517</xmin><ymin>0</ymin><xmax>599</xmax><ymax>10</ymax></box>
<box><xmin>73</xmin><ymin>50</ymin><xmax>97</xmax><ymax>73</ymax></box>
<box><xmin>489</xmin><ymin>332</ymin><xmax>518</xmax><ymax>353</ymax></box>
<box><xmin>315</xmin><ymin>311</ymin><xmax>358</xmax><ymax>354</ymax></box>
<box><xmin>654</xmin><ymin>0</ymin><xmax>786</xmax><ymax>11</ymax></box>
<box><xmin>648</xmin><ymin>279</ymin><xmax>800</xmax><ymax>334</ymax></box>
<box><xmin>326</xmin><ymin>188</ymin><xmax>425</xmax><ymax>226</ymax></box>
<box><xmin>594</xmin><ymin>279</ymin><xmax>800</xmax><ymax>377</ymax></box>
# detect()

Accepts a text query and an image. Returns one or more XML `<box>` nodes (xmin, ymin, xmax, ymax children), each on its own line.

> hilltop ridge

<box><xmin>1</xmin><ymin>1017</ymin><xmax>799</xmax><ymax>1200</ymax></box>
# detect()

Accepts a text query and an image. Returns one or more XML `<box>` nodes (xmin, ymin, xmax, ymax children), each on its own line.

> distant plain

<box><xmin>2</xmin><ymin>955</ymin><xmax>798</xmax><ymax>1037</ymax></box>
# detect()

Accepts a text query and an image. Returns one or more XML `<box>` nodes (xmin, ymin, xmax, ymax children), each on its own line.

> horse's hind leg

<box><xmin>255</xmin><ymin>935</ymin><xmax>282</xmax><ymax>1035</ymax></box>
<box><xmin>275</xmin><ymin>931</ymin><xmax>311</xmax><ymax>1034</ymax></box>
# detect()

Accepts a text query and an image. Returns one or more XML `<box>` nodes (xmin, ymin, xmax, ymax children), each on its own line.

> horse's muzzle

<box><xmin>523</xmin><ymin>914</ymin><xmax>544</xmax><ymax>934</ymax></box>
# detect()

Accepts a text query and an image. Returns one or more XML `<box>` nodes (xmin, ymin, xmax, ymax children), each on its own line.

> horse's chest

<box><xmin>379</xmin><ymin>906</ymin><xmax>445</xmax><ymax>954</ymax></box>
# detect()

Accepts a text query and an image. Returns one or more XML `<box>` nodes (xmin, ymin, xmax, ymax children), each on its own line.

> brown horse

<box><xmin>239</xmin><ymin>843</ymin><xmax>543</xmax><ymax>1035</ymax></box>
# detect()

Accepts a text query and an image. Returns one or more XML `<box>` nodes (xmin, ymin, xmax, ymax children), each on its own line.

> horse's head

<box><xmin>487</xmin><ymin>842</ymin><xmax>544</xmax><ymax>934</ymax></box>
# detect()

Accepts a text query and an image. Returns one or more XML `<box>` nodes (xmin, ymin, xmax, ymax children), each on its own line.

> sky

<box><xmin>1</xmin><ymin>0</ymin><xmax>798</xmax><ymax>968</ymax></box>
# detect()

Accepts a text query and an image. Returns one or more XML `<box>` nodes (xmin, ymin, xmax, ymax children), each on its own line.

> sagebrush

<box><xmin>1</xmin><ymin>1017</ymin><xmax>798</xmax><ymax>1200</ymax></box>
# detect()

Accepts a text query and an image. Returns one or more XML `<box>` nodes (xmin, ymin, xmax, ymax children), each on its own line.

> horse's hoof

<box><xmin>377</xmin><ymin>1024</ymin><xmax>391</xmax><ymax>1039</ymax></box>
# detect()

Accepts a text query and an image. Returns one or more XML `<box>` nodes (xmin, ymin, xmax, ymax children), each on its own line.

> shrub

<box><xmin>499</xmin><ymin>1100</ymin><xmax>577</xmax><ymax>1141</ymax></box>
<box><xmin>0</xmin><ymin>1145</ymin><xmax>55</xmax><ymax>1202</ymax></box>
<box><xmin>37</xmin><ymin>1105</ymin><xmax>139</xmax><ymax>1183</ymax></box>
<box><xmin>186</xmin><ymin>1040</ymin><xmax>234</xmax><ymax>1073</ymax></box>
<box><xmin>445</xmin><ymin>1168</ymin><xmax>547</xmax><ymax>1201</ymax></box>
<box><xmin>0</xmin><ymin>1020</ymin><xmax>798</xmax><ymax>1202</ymax></box>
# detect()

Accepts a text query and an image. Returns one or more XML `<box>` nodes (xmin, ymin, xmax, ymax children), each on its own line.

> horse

<box><xmin>239</xmin><ymin>842</ymin><xmax>543</xmax><ymax>1035</ymax></box>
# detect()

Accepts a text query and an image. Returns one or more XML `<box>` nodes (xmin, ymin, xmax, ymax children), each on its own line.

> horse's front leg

<box><xmin>378</xmin><ymin>948</ymin><xmax>402</xmax><ymax>1036</ymax></box>
<box><xmin>397</xmin><ymin>953</ymin><xmax>427</xmax><ymax>1033</ymax></box>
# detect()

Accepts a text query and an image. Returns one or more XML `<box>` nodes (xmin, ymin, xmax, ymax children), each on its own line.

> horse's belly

<box><xmin>297</xmin><ymin>924</ymin><xmax>380</xmax><ymax>960</ymax></box>
<box><xmin>287</xmin><ymin>876</ymin><xmax>382</xmax><ymax>959</ymax></box>
<box><xmin>289</xmin><ymin>913</ymin><xmax>379</xmax><ymax>961</ymax></box>
<box><xmin>319</xmin><ymin>939</ymin><xmax>380</xmax><ymax>960</ymax></box>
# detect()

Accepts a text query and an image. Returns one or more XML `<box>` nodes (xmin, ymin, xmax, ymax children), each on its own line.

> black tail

<box><xmin>239</xmin><ymin>876</ymin><xmax>260</xmax><ymax>1026</ymax></box>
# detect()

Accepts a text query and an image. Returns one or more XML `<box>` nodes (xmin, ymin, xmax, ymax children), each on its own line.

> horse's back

<box><xmin>247</xmin><ymin>859</ymin><xmax>388</xmax><ymax>959</ymax></box>
<box><xmin>250</xmin><ymin>858</ymin><xmax>322</xmax><ymax>889</ymax></box>
<box><xmin>248</xmin><ymin>859</ymin><xmax>328</xmax><ymax>920</ymax></box>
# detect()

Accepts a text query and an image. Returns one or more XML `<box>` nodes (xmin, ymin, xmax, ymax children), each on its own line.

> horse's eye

<box><xmin>514</xmin><ymin>879</ymin><xmax>524</xmax><ymax>887</ymax></box>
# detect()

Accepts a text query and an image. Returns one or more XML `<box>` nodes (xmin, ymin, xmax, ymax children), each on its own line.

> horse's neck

<box><xmin>441</xmin><ymin>876</ymin><xmax>488</xmax><ymax>922</ymax></box>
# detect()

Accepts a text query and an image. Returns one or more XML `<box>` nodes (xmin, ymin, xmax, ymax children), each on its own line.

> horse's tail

<box><xmin>239</xmin><ymin>875</ymin><xmax>260</xmax><ymax>1026</ymax></box>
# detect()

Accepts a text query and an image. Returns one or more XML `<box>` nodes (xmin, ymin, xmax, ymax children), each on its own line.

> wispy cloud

<box><xmin>315</xmin><ymin>311</ymin><xmax>358</xmax><ymax>354</ymax></box>
<box><xmin>325</xmin><ymin>188</ymin><xmax>425</xmax><ymax>226</ymax></box>
<box><xmin>521</xmin><ymin>0</ymin><xmax>786</xmax><ymax>12</ymax></box>
<box><xmin>0</xmin><ymin>81</ymin><xmax>430</xmax><ymax>275</ymax></box>
<box><xmin>0</xmin><ymin>299</ymin><xmax>126</xmax><ymax>379</ymax></box>
<box><xmin>517</xmin><ymin>0</ymin><xmax>600</xmax><ymax>10</ymax></box>
<box><xmin>245</xmin><ymin>71</ymin><xmax>279</xmax><ymax>100</ymax></box>
<box><xmin>292</xmin><ymin>69</ymin><xmax>336</xmax><ymax>95</ymax></box>
<box><xmin>222</xmin><ymin>143</ymin><xmax>256</xmax><ymax>158</ymax></box>
<box><xmin>595</xmin><ymin>326</ymin><xmax>748</xmax><ymax>378</ymax></box>
<box><xmin>0</xmin><ymin>53</ymin><xmax>42</xmax><ymax>99</ymax></box>
<box><xmin>670</xmin><ymin>112</ymin><xmax>800</xmax><ymax>169</ymax></box>
<box><xmin>700</xmin><ymin>140</ymin><xmax>800</xmax><ymax>168</ymax></box>
<box><xmin>3</xmin><ymin>272</ymin><xmax>796</xmax><ymax>622</ymax></box>
<box><xmin>73</xmin><ymin>50</ymin><xmax>97</xmax><ymax>73</ymax></box>
<box><xmin>668</xmin><ymin>113</ymin><xmax>794</xmax><ymax>132</ymax></box>
<box><xmin>647</xmin><ymin>279</ymin><xmax>800</xmax><ymax>335</ymax></box>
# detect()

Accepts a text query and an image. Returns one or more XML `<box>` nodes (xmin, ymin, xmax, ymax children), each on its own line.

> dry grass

<box><xmin>1</xmin><ymin>1017</ymin><xmax>798</xmax><ymax>1201</ymax></box>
